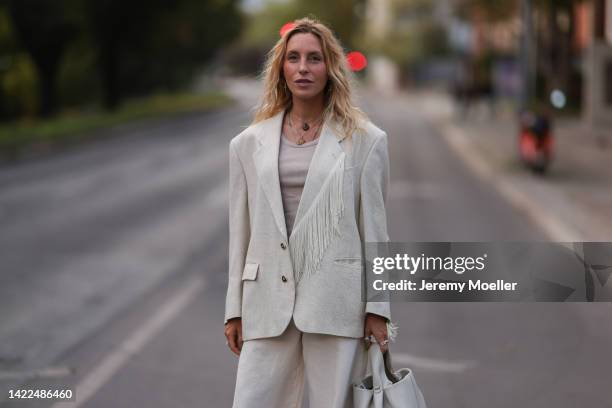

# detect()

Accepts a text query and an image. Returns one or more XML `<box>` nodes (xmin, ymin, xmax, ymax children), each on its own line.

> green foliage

<box><xmin>86</xmin><ymin>0</ymin><xmax>243</xmax><ymax>108</ymax></box>
<box><xmin>455</xmin><ymin>0</ymin><xmax>516</xmax><ymax>21</ymax></box>
<box><xmin>0</xmin><ymin>6</ymin><xmax>38</xmax><ymax>118</ymax></box>
<box><xmin>357</xmin><ymin>0</ymin><xmax>449</xmax><ymax>67</ymax></box>
<box><xmin>7</xmin><ymin>0</ymin><xmax>78</xmax><ymax>116</ymax></box>
<box><xmin>231</xmin><ymin>0</ymin><xmax>365</xmax><ymax>77</ymax></box>
<box><xmin>241</xmin><ymin>2</ymin><xmax>301</xmax><ymax>48</ymax></box>
<box><xmin>294</xmin><ymin>0</ymin><xmax>365</xmax><ymax>49</ymax></box>
<box><xmin>57</xmin><ymin>39</ymin><xmax>100</xmax><ymax>108</ymax></box>
<box><xmin>240</xmin><ymin>0</ymin><xmax>366</xmax><ymax>52</ymax></box>
<box><xmin>0</xmin><ymin>0</ymin><xmax>243</xmax><ymax>119</ymax></box>
<box><xmin>219</xmin><ymin>42</ymin><xmax>270</xmax><ymax>76</ymax></box>
<box><xmin>1</xmin><ymin>53</ymin><xmax>39</xmax><ymax>117</ymax></box>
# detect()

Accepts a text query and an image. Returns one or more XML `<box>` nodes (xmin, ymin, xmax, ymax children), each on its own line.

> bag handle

<box><xmin>367</xmin><ymin>342</ymin><xmax>399</xmax><ymax>391</ymax></box>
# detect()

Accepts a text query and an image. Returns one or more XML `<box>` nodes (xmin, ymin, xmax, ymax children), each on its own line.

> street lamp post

<box><xmin>518</xmin><ymin>0</ymin><xmax>555</xmax><ymax>174</ymax></box>
<box><xmin>520</xmin><ymin>0</ymin><xmax>535</xmax><ymax>111</ymax></box>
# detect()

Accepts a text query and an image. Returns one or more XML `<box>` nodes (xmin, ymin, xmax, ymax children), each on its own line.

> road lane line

<box><xmin>441</xmin><ymin>123</ymin><xmax>582</xmax><ymax>241</ymax></box>
<box><xmin>0</xmin><ymin>366</ymin><xmax>72</xmax><ymax>381</ymax></box>
<box><xmin>51</xmin><ymin>274</ymin><xmax>205</xmax><ymax>408</ymax></box>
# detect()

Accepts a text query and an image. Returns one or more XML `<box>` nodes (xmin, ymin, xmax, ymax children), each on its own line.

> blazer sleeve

<box><xmin>224</xmin><ymin>140</ymin><xmax>250</xmax><ymax>324</ymax></box>
<box><xmin>359</xmin><ymin>132</ymin><xmax>392</xmax><ymax>321</ymax></box>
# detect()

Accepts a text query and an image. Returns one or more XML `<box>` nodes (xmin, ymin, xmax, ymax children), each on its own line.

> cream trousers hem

<box><xmin>232</xmin><ymin>318</ymin><xmax>368</xmax><ymax>408</ymax></box>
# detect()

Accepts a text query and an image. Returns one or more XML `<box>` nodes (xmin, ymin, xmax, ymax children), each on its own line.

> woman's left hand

<box><xmin>364</xmin><ymin>313</ymin><xmax>389</xmax><ymax>352</ymax></box>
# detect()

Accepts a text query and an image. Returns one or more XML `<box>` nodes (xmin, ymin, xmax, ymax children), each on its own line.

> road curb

<box><xmin>438</xmin><ymin>121</ymin><xmax>584</xmax><ymax>242</ymax></box>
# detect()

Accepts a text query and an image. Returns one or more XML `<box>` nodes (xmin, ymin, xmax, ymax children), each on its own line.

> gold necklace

<box><xmin>288</xmin><ymin>113</ymin><xmax>323</xmax><ymax>145</ymax></box>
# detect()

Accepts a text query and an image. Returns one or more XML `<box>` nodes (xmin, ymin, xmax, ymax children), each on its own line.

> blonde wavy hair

<box><xmin>252</xmin><ymin>17</ymin><xmax>368</xmax><ymax>138</ymax></box>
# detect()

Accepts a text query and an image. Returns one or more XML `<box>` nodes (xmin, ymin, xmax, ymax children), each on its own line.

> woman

<box><xmin>224</xmin><ymin>17</ymin><xmax>392</xmax><ymax>408</ymax></box>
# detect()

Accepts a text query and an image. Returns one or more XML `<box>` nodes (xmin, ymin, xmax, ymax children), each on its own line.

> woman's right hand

<box><xmin>224</xmin><ymin>317</ymin><xmax>243</xmax><ymax>356</ymax></box>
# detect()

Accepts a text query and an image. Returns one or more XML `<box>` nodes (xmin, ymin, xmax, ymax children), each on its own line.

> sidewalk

<box><xmin>412</xmin><ymin>90</ymin><xmax>612</xmax><ymax>241</ymax></box>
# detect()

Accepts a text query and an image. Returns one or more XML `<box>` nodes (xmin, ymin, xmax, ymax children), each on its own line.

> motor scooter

<box><xmin>518</xmin><ymin>111</ymin><xmax>553</xmax><ymax>174</ymax></box>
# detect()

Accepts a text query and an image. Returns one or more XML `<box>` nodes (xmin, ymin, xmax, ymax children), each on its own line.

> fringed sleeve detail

<box><xmin>387</xmin><ymin>321</ymin><xmax>399</xmax><ymax>342</ymax></box>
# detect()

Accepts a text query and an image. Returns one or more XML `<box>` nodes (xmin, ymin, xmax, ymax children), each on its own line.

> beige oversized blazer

<box><xmin>225</xmin><ymin>110</ymin><xmax>391</xmax><ymax>341</ymax></box>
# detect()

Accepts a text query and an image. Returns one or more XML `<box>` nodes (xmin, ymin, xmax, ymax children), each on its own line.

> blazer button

<box><xmin>281</xmin><ymin>275</ymin><xmax>287</xmax><ymax>282</ymax></box>
<box><xmin>280</xmin><ymin>242</ymin><xmax>287</xmax><ymax>250</ymax></box>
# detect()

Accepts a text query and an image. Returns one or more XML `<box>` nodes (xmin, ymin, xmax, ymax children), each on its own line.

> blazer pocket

<box><xmin>334</xmin><ymin>257</ymin><xmax>363</xmax><ymax>268</ymax></box>
<box><xmin>242</xmin><ymin>263</ymin><xmax>259</xmax><ymax>281</ymax></box>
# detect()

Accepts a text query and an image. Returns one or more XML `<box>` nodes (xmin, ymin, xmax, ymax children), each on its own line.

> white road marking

<box><xmin>50</xmin><ymin>274</ymin><xmax>205</xmax><ymax>408</ymax></box>
<box><xmin>391</xmin><ymin>352</ymin><xmax>477</xmax><ymax>373</ymax></box>
<box><xmin>390</xmin><ymin>181</ymin><xmax>446</xmax><ymax>200</ymax></box>
<box><xmin>0</xmin><ymin>366</ymin><xmax>72</xmax><ymax>381</ymax></box>
<box><xmin>441</xmin><ymin>123</ymin><xmax>583</xmax><ymax>241</ymax></box>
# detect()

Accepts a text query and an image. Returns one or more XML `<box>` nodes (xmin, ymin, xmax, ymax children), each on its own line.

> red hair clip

<box><xmin>280</xmin><ymin>22</ymin><xmax>296</xmax><ymax>37</ymax></box>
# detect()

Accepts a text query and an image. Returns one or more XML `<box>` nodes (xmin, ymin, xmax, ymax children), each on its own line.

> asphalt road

<box><xmin>1</xmin><ymin>82</ymin><xmax>611</xmax><ymax>408</ymax></box>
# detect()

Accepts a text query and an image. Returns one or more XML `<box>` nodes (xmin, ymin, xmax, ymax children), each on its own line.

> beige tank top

<box><xmin>278</xmin><ymin>134</ymin><xmax>319</xmax><ymax>236</ymax></box>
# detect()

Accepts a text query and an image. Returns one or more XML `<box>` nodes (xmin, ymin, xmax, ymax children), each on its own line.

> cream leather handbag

<box><xmin>353</xmin><ymin>344</ymin><xmax>427</xmax><ymax>408</ymax></box>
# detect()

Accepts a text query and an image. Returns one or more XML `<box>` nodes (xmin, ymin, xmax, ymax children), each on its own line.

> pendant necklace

<box><xmin>289</xmin><ymin>113</ymin><xmax>323</xmax><ymax>145</ymax></box>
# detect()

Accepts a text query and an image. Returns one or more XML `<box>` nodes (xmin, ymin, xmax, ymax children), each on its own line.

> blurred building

<box><xmin>467</xmin><ymin>7</ymin><xmax>522</xmax><ymax>105</ymax></box>
<box><xmin>582</xmin><ymin>0</ymin><xmax>612</xmax><ymax>132</ymax></box>
<box><xmin>365</xmin><ymin>0</ymin><xmax>457</xmax><ymax>91</ymax></box>
<box><xmin>364</xmin><ymin>0</ymin><xmax>400</xmax><ymax>93</ymax></box>
<box><xmin>451</xmin><ymin>0</ymin><xmax>612</xmax><ymax>128</ymax></box>
<box><xmin>469</xmin><ymin>11</ymin><xmax>520</xmax><ymax>57</ymax></box>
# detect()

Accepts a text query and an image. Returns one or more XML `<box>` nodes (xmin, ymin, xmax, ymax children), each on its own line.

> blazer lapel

<box><xmin>291</xmin><ymin>119</ymin><xmax>345</xmax><ymax>236</ymax></box>
<box><xmin>252</xmin><ymin>111</ymin><xmax>287</xmax><ymax>239</ymax></box>
<box><xmin>252</xmin><ymin>112</ymin><xmax>347</xmax><ymax>245</ymax></box>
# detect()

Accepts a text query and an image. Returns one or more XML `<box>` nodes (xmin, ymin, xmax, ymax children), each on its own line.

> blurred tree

<box><xmin>227</xmin><ymin>0</ymin><xmax>366</xmax><ymax>77</ymax></box>
<box><xmin>357</xmin><ymin>0</ymin><xmax>450</xmax><ymax>83</ymax></box>
<box><xmin>86</xmin><ymin>0</ymin><xmax>242</xmax><ymax>110</ymax></box>
<box><xmin>154</xmin><ymin>0</ymin><xmax>243</xmax><ymax>89</ymax></box>
<box><xmin>0</xmin><ymin>0</ymin><xmax>242</xmax><ymax>118</ymax></box>
<box><xmin>240</xmin><ymin>1</ymin><xmax>301</xmax><ymax>48</ymax></box>
<box><xmin>294</xmin><ymin>0</ymin><xmax>367</xmax><ymax>49</ymax></box>
<box><xmin>221</xmin><ymin>2</ymin><xmax>299</xmax><ymax>76</ymax></box>
<box><xmin>241</xmin><ymin>0</ymin><xmax>366</xmax><ymax>49</ymax></box>
<box><xmin>455</xmin><ymin>0</ymin><xmax>516</xmax><ymax>22</ymax></box>
<box><xmin>85</xmin><ymin>0</ymin><xmax>165</xmax><ymax>110</ymax></box>
<box><xmin>7</xmin><ymin>0</ymin><xmax>76</xmax><ymax>117</ymax></box>
<box><xmin>0</xmin><ymin>5</ymin><xmax>39</xmax><ymax>119</ymax></box>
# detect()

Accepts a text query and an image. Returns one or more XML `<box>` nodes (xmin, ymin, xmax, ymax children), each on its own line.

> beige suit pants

<box><xmin>232</xmin><ymin>318</ymin><xmax>368</xmax><ymax>408</ymax></box>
